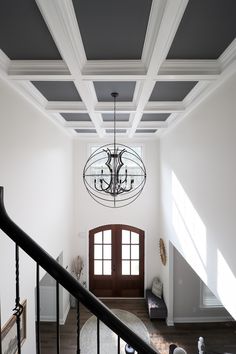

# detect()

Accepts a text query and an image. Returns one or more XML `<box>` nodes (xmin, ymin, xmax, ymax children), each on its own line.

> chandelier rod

<box><xmin>111</xmin><ymin>92</ymin><xmax>118</xmax><ymax>152</ymax></box>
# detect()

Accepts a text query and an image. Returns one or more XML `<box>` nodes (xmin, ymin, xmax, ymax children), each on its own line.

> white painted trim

<box><xmin>46</xmin><ymin>101</ymin><xmax>87</xmax><ymax>113</ymax></box>
<box><xmin>161</xmin><ymin>59</ymin><xmax>236</xmax><ymax>137</ymax></box>
<box><xmin>219</xmin><ymin>38</ymin><xmax>236</xmax><ymax>71</ymax></box>
<box><xmin>0</xmin><ymin>49</ymin><xmax>10</xmax><ymax>76</ymax></box>
<box><xmin>16</xmin><ymin>81</ymin><xmax>48</xmax><ymax>107</ymax></box>
<box><xmin>82</xmin><ymin>60</ymin><xmax>146</xmax><ymax>77</ymax></box>
<box><xmin>36</xmin><ymin>0</ymin><xmax>86</xmax><ymax>73</ymax></box>
<box><xmin>174</xmin><ymin>316</ymin><xmax>233</xmax><ymax>323</ymax></box>
<box><xmin>183</xmin><ymin>81</ymin><xmax>211</xmax><ymax>107</ymax></box>
<box><xmin>95</xmin><ymin>102</ymin><xmax>137</xmax><ymax>114</ymax></box>
<box><xmin>158</xmin><ymin>59</ymin><xmax>220</xmax><ymax>81</ymax></box>
<box><xmin>130</xmin><ymin>0</ymin><xmax>189</xmax><ymax>137</ymax></box>
<box><xmin>8</xmin><ymin>60</ymin><xmax>71</xmax><ymax>80</ymax></box>
<box><xmin>141</xmin><ymin>0</ymin><xmax>168</xmax><ymax>67</ymax></box>
<box><xmin>145</xmin><ymin>102</ymin><xmax>185</xmax><ymax>113</ymax></box>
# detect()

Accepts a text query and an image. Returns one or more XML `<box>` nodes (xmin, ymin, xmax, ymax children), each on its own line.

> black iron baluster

<box><xmin>13</xmin><ymin>244</ymin><xmax>23</xmax><ymax>354</ymax></box>
<box><xmin>76</xmin><ymin>300</ymin><xmax>80</xmax><ymax>354</ymax></box>
<box><xmin>36</xmin><ymin>263</ymin><xmax>41</xmax><ymax>354</ymax></box>
<box><xmin>97</xmin><ymin>318</ymin><xmax>100</xmax><ymax>354</ymax></box>
<box><xmin>56</xmin><ymin>281</ymin><xmax>60</xmax><ymax>354</ymax></box>
<box><xmin>117</xmin><ymin>335</ymin><xmax>120</xmax><ymax>354</ymax></box>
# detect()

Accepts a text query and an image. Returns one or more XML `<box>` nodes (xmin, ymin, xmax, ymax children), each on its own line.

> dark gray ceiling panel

<box><xmin>141</xmin><ymin>113</ymin><xmax>170</xmax><ymax>122</ymax></box>
<box><xmin>167</xmin><ymin>0</ymin><xmax>236</xmax><ymax>59</ymax></box>
<box><xmin>102</xmin><ymin>113</ymin><xmax>130</xmax><ymax>122</ymax></box>
<box><xmin>61</xmin><ymin>113</ymin><xmax>91</xmax><ymax>122</ymax></box>
<box><xmin>94</xmin><ymin>82</ymin><xmax>136</xmax><ymax>102</ymax></box>
<box><xmin>75</xmin><ymin>129</ymin><xmax>97</xmax><ymax>133</ymax></box>
<box><xmin>136</xmin><ymin>129</ymin><xmax>157</xmax><ymax>133</ymax></box>
<box><xmin>106</xmin><ymin>129</ymin><xmax>126</xmax><ymax>134</ymax></box>
<box><xmin>72</xmin><ymin>0</ymin><xmax>152</xmax><ymax>60</ymax></box>
<box><xmin>0</xmin><ymin>0</ymin><xmax>61</xmax><ymax>59</ymax></box>
<box><xmin>150</xmin><ymin>81</ymin><xmax>197</xmax><ymax>101</ymax></box>
<box><xmin>32</xmin><ymin>81</ymin><xmax>81</xmax><ymax>101</ymax></box>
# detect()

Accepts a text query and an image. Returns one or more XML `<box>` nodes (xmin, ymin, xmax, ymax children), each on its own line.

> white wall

<box><xmin>74</xmin><ymin>138</ymin><xmax>161</xmax><ymax>290</ymax></box>
<box><xmin>173</xmin><ymin>247</ymin><xmax>231</xmax><ymax>322</ymax></box>
<box><xmin>160</xmin><ymin>72</ymin><xmax>236</xmax><ymax>319</ymax></box>
<box><xmin>0</xmin><ymin>77</ymin><xmax>75</xmax><ymax>353</ymax></box>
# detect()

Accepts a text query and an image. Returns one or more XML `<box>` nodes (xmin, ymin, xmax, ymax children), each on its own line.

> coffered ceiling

<box><xmin>0</xmin><ymin>0</ymin><xmax>236</xmax><ymax>139</ymax></box>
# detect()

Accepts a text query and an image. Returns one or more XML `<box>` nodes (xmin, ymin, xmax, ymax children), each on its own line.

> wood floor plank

<box><xmin>40</xmin><ymin>299</ymin><xmax>236</xmax><ymax>354</ymax></box>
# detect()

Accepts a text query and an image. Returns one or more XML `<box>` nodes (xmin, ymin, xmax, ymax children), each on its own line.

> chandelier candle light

<box><xmin>83</xmin><ymin>92</ymin><xmax>146</xmax><ymax>208</ymax></box>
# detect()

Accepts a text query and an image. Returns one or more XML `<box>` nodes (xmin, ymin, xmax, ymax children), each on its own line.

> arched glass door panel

<box><xmin>89</xmin><ymin>225</ymin><xmax>144</xmax><ymax>297</ymax></box>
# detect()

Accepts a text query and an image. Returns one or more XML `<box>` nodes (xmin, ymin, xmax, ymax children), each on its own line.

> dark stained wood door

<box><xmin>89</xmin><ymin>224</ymin><xmax>144</xmax><ymax>297</ymax></box>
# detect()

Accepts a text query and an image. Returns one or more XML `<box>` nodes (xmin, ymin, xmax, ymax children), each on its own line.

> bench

<box><xmin>145</xmin><ymin>289</ymin><xmax>167</xmax><ymax>319</ymax></box>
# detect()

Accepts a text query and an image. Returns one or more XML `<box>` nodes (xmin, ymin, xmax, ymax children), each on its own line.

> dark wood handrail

<box><xmin>0</xmin><ymin>187</ymin><xmax>158</xmax><ymax>354</ymax></box>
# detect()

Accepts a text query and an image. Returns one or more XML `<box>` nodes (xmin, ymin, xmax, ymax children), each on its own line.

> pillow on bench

<box><xmin>152</xmin><ymin>277</ymin><xmax>163</xmax><ymax>298</ymax></box>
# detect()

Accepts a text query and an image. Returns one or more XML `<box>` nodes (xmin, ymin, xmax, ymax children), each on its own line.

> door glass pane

<box><xmin>131</xmin><ymin>245</ymin><xmax>139</xmax><ymax>259</ymax></box>
<box><xmin>122</xmin><ymin>245</ymin><xmax>130</xmax><ymax>260</ymax></box>
<box><xmin>103</xmin><ymin>260</ymin><xmax>112</xmax><ymax>275</ymax></box>
<box><xmin>103</xmin><ymin>230</ymin><xmax>111</xmax><ymax>244</ymax></box>
<box><xmin>122</xmin><ymin>260</ymin><xmax>130</xmax><ymax>275</ymax></box>
<box><xmin>131</xmin><ymin>260</ymin><xmax>139</xmax><ymax>275</ymax></box>
<box><xmin>94</xmin><ymin>232</ymin><xmax>102</xmax><ymax>244</ymax></box>
<box><xmin>131</xmin><ymin>232</ymin><xmax>139</xmax><ymax>244</ymax></box>
<box><xmin>103</xmin><ymin>245</ymin><xmax>111</xmax><ymax>259</ymax></box>
<box><xmin>94</xmin><ymin>245</ymin><xmax>102</xmax><ymax>259</ymax></box>
<box><xmin>122</xmin><ymin>230</ymin><xmax>130</xmax><ymax>244</ymax></box>
<box><xmin>94</xmin><ymin>260</ymin><xmax>102</xmax><ymax>275</ymax></box>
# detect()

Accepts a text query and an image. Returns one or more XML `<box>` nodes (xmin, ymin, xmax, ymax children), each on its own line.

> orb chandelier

<box><xmin>83</xmin><ymin>92</ymin><xmax>146</xmax><ymax>208</ymax></box>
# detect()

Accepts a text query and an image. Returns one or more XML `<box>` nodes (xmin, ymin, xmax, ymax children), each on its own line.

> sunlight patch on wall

<box><xmin>172</xmin><ymin>172</ymin><xmax>207</xmax><ymax>282</ymax></box>
<box><xmin>217</xmin><ymin>249</ymin><xmax>236</xmax><ymax>319</ymax></box>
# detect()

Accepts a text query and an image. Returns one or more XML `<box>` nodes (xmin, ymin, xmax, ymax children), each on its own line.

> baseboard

<box><xmin>174</xmin><ymin>315</ymin><xmax>233</xmax><ymax>323</ymax></box>
<box><xmin>166</xmin><ymin>318</ymin><xmax>174</xmax><ymax>326</ymax></box>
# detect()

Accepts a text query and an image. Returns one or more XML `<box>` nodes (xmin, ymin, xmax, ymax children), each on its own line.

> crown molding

<box><xmin>0</xmin><ymin>49</ymin><xmax>10</xmax><ymax>76</ymax></box>
<box><xmin>219</xmin><ymin>38</ymin><xmax>236</xmax><ymax>71</ymax></box>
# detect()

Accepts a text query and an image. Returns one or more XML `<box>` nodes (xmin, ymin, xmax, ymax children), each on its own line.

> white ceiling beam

<box><xmin>64</xmin><ymin>121</ymin><xmax>95</xmax><ymax>129</ymax></box>
<box><xmin>45</xmin><ymin>101</ymin><xmax>185</xmax><ymax>114</ymax></box>
<box><xmin>137</xmin><ymin>121</ymin><xmax>168</xmax><ymax>129</ymax></box>
<box><xmin>95</xmin><ymin>102</ymin><xmax>137</xmax><ymax>114</ymax></box>
<box><xmin>82</xmin><ymin>60</ymin><xmax>146</xmax><ymax>78</ymax></box>
<box><xmin>46</xmin><ymin>101</ymin><xmax>87</xmax><ymax>113</ymax></box>
<box><xmin>36</xmin><ymin>0</ymin><xmax>103</xmax><ymax>136</ymax></box>
<box><xmin>8</xmin><ymin>60</ymin><xmax>72</xmax><ymax>80</ymax></box>
<box><xmin>158</xmin><ymin>59</ymin><xmax>220</xmax><ymax>81</ymax></box>
<box><xmin>144</xmin><ymin>101</ymin><xmax>185</xmax><ymax>113</ymax></box>
<box><xmin>129</xmin><ymin>0</ymin><xmax>189</xmax><ymax>137</ymax></box>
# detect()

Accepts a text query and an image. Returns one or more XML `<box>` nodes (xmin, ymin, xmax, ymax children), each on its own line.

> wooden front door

<box><xmin>89</xmin><ymin>224</ymin><xmax>144</xmax><ymax>297</ymax></box>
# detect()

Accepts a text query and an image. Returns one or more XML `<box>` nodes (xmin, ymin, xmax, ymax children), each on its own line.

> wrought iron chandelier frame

<box><xmin>83</xmin><ymin>92</ymin><xmax>146</xmax><ymax>208</ymax></box>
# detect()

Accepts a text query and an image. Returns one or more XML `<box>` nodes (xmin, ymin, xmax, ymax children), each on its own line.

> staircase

<box><xmin>0</xmin><ymin>186</ymin><xmax>158</xmax><ymax>354</ymax></box>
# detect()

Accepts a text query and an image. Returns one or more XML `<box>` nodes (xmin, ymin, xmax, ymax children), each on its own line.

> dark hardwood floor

<box><xmin>40</xmin><ymin>299</ymin><xmax>236</xmax><ymax>354</ymax></box>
